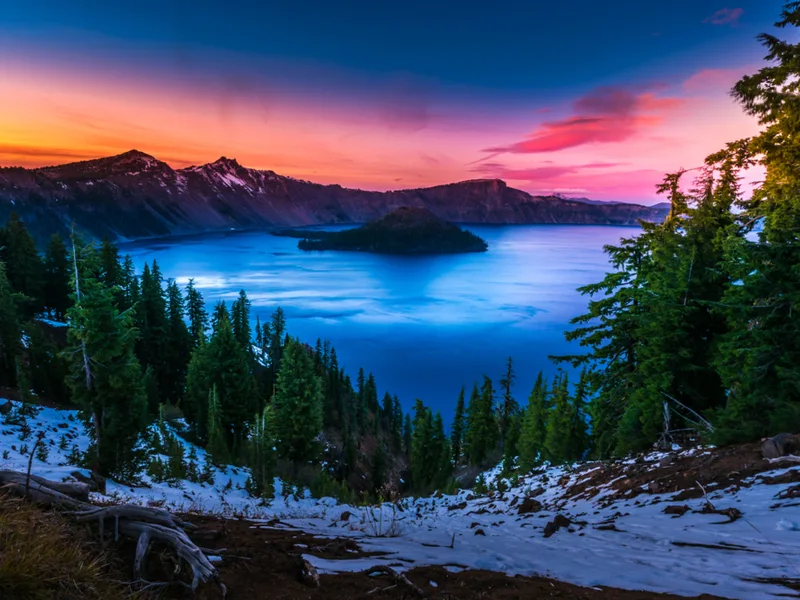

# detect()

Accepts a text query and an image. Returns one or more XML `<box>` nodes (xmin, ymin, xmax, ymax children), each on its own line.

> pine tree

<box><xmin>403</xmin><ymin>413</ymin><xmax>412</xmax><ymax>454</ymax></box>
<box><xmin>42</xmin><ymin>234</ymin><xmax>71</xmax><ymax>320</ymax></box>
<box><xmin>450</xmin><ymin>386</ymin><xmax>466</xmax><ymax>465</ymax></box>
<box><xmin>185</xmin><ymin>279</ymin><xmax>208</xmax><ymax>347</ymax></box>
<box><xmin>185</xmin><ymin>314</ymin><xmax>256</xmax><ymax>448</ymax></box>
<box><xmin>267</xmin><ymin>307</ymin><xmax>286</xmax><ymax>373</ymax></box>
<box><xmin>391</xmin><ymin>395</ymin><xmax>403</xmax><ymax>450</ymax></box>
<box><xmin>464</xmin><ymin>378</ymin><xmax>497</xmax><ymax>465</ymax></box>
<box><xmin>410</xmin><ymin>399</ymin><xmax>433</xmax><ymax>488</ymax></box>
<box><xmin>518</xmin><ymin>372</ymin><xmax>550</xmax><ymax>471</ymax></box>
<box><xmin>99</xmin><ymin>239</ymin><xmax>121</xmax><ymax>290</ymax></box>
<box><xmin>371</xmin><ymin>441</ymin><xmax>387</xmax><ymax>496</ymax></box>
<box><xmin>165</xmin><ymin>279</ymin><xmax>192</xmax><ymax>404</ymax></box>
<box><xmin>231</xmin><ymin>289</ymin><xmax>253</xmax><ymax>354</ymax></box>
<box><xmin>138</xmin><ymin>261</ymin><xmax>169</xmax><ymax>411</ymax></box>
<box><xmin>710</xmin><ymin>6</ymin><xmax>800</xmax><ymax>441</ymax></box>
<box><xmin>211</xmin><ymin>301</ymin><xmax>229</xmax><ymax>334</ymax></box>
<box><xmin>356</xmin><ymin>367</ymin><xmax>367</xmax><ymax>429</ymax></box>
<box><xmin>65</xmin><ymin>241</ymin><xmax>148</xmax><ymax>478</ymax></box>
<box><xmin>381</xmin><ymin>392</ymin><xmax>393</xmax><ymax>429</ymax></box>
<box><xmin>498</xmin><ymin>357</ymin><xmax>518</xmax><ymax>448</ymax></box>
<box><xmin>272</xmin><ymin>338</ymin><xmax>323</xmax><ymax>463</ymax></box>
<box><xmin>431</xmin><ymin>412</ymin><xmax>451</xmax><ymax>487</ymax></box>
<box><xmin>206</xmin><ymin>385</ymin><xmax>229</xmax><ymax>464</ymax></box>
<box><xmin>0</xmin><ymin>262</ymin><xmax>24</xmax><ymax>387</ymax></box>
<box><xmin>248</xmin><ymin>403</ymin><xmax>276</xmax><ymax>498</ymax></box>
<box><xmin>0</xmin><ymin>213</ymin><xmax>44</xmax><ymax>316</ymax></box>
<box><xmin>119</xmin><ymin>255</ymin><xmax>139</xmax><ymax>312</ymax></box>
<box><xmin>544</xmin><ymin>373</ymin><xmax>573</xmax><ymax>464</ymax></box>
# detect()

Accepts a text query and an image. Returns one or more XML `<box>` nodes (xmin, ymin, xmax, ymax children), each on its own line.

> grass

<box><xmin>0</xmin><ymin>494</ymin><xmax>138</xmax><ymax>600</ymax></box>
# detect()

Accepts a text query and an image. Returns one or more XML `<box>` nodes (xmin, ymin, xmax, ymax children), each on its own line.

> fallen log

<box><xmin>361</xmin><ymin>565</ymin><xmax>423</xmax><ymax>597</ymax></box>
<box><xmin>0</xmin><ymin>469</ymin><xmax>225</xmax><ymax>597</ymax></box>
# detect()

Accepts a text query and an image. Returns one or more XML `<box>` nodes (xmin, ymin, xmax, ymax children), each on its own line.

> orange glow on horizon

<box><xmin>0</xmin><ymin>57</ymin><xmax>764</xmax><ymax>200</ymax></box>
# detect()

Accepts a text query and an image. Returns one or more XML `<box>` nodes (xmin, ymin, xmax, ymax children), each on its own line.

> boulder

<box><xmin>0</xmin><ymin>401</ymin><xmax>12</xmax><ymax>415</ymax></box>
<box><xmin>543</xmin><ymin>514</ymin><xmax>572</xmax><ymax>538</ymax></box>
<box><xmin>762</xmin><ymin>433</ymin><xmax>799</xmax><ymax>459</ymax></box>
<box><xmin>517</xmin><ymin>497</ymin><xmax>543</xmax><ymax>515</ymax></box>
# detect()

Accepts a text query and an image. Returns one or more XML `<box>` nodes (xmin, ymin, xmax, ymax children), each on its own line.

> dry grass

<box><xmin>0</xmin><ymin>494</ymin><xmax>138</xmax><ymax>600</ymax></box>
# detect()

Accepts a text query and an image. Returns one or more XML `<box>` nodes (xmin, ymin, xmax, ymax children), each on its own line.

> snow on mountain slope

<box><xmin>1</xmin><ymin>399</ymin><xmax>798</xmax><ymax>599</ymax></box>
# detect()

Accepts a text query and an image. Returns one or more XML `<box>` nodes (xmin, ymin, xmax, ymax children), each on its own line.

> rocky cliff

<box><xmin>0</xmin><ymin>150</ymin><xmax>668</xmax><ymax>243</ymax></box>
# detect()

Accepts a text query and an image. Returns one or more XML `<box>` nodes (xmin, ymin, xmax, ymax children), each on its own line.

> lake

<box><xmin>122</xmin><ymin>225</ymin><xmax>640</xmax><ymax>423</ymax></box>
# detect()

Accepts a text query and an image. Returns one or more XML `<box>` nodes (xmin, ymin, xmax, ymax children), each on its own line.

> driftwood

<box><xmin>0</xmin><ymin>469</ymin><xmax>225</xmax><ymax>597</ymax></box>
<box><xmin>767</xmin><ymin>455</ymin><xmax>800</xmax><ymax>464</ymax></box>
<box><xmin>361</xmin><ymin>565</ymin><xmax>423</xmax><ymax>597</ymax></box>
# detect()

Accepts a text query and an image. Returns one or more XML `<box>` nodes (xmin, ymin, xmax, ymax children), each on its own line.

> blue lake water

<box><xmin>122</xmin><ymin>225</ymin><xmax>640</xmax><ymax>423</ymax></box>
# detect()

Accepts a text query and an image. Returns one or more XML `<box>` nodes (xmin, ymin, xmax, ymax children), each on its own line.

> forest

<box><xmin>0</xmin><ymin>8</ymin><xmax>798</xmax><ymax>500</ymax></box>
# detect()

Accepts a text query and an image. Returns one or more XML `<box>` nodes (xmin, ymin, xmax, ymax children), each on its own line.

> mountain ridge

<box><xmin>0</xmin><ymin>150</ymin><xmax>669</xmax><ymax>244</ymax></box>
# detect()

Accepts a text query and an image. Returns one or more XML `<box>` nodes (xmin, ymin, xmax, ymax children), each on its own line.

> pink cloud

<box><xmin>703</xmin><ymin>8</ymin><xmax>744</xmax><ymax>26</ymax></box>
<box><xmin>483</xmin><ymin>87</ymin><xmax>682</xmax><ymax>155</ymax></box>
<box><xmin>472</xmin><ymin>161</ymin><xmax>624</xmax><ymax>182</ymax></box>
<box><xmin>682</xmin><ymin>68</ymin><xmax>748</xmax><ymax>94</ymax></box>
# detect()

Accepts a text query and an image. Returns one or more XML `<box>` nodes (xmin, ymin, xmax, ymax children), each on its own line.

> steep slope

<box><xmin>2</xmin><ymin>398</ymin><xmax>798</xmax><ymax>600</ymax></box>
<box><xmin>0</xmin><ymin>150</ymin><xmax>668</xmax><ymax>243</ymax></box>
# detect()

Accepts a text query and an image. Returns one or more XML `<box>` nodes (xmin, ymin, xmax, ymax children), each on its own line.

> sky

<box><xmin>0</xmin><ymin>0</ymin><xmax>788</xmax><ymax>202</ymax></box>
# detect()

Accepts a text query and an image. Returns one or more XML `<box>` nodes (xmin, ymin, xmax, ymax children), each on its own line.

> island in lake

<box><xmin>273</xmin><ymin>207</ymin><xmax>489</xmax><ymax>254</ymax></box>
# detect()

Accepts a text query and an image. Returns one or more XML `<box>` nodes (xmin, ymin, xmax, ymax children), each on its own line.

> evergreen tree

<box><xmin>272</xmin><ymin>338</ymin><xmax>324</xmax><ymax>463</ymax></box>
<box><xmin>544</xmin><ymin>373</ymin><xmax>573</xmax><ymax>464</ymax></box>
<box><xmin>403</xmin><ymin>413</ymin><xmax>412</xmax><ymax>454</ymax></box>
<box><xmin>231</xmin><ymin>289</ymin><xmax>253</xmax><ymax>354</ymax></box>
<box><xmin>42</xmin><ymin>234</ymin><xmax>71</xmax><ymax>320</ymax></box>
<box><xmin>371</xmin><ymin>441</ymin><xmax>387</xmax><ymax>496</ymax></box>
<box><xmin>248</xmin><ymin>403</ymin><xmax>276</xmax><ymax>498</ymax></box>
<box><xmin>498</xmin><ymin>357</ymin><xmax>518</xmax><ymax>448</ymax></box>
<box><xmin>464</xmin><ymin>378</ymin><xmax>497</xmax><ymax>465</ymax></box>
<box><xmin>138</xmin><ymin>261</ymin><xmax>169</xmax><ymax>411</ymax></box>
<box><xmin>711</xmin><ymin>6</ymin><xmax>800</xmax><ymax>441</ymax></box>
<box><xmin>267</xmin><ymin>307</ymin><xmax>286</xmax><ymax>373</ymax></box>
<box><xmin>206</xmin><ymin>385</ymin><xmax>229</xmax><ymax>464</ymax></box>
<box><xmin>410</xmin><ymin>399</ymin><xmax>433</xmax><ymax>487</ymax></box>
<box><xmin>99</xmin><ymin>239</ymin><xmax>121</xmax><ymax>290</ymax></box>
<box><xmin>185</xmin><ymin>314</ymin><xmax>256</xmax><ymax>448</ymax></box>
<box><xmin>381</xmin><ymin>392</ymin><xmax>393</xmax><ymax>428</ymax></box>
<box><xmin>502</xmin><ymin>412</ymin><xmax>522</xmax><ymax>473</ymax></box>
<box><xmin>0</xmin><ymin>262</ymin><xmax>24</xmax><ymax>387</ymax></box>
<box><xmin>518</xmin><ymin>372</ymin><xmax>550</xmax><ymax>471</ymax></box>
<box><xmin>165</xmin><ymin>279</ymin><xmax>192</xmax><ymax>404</ymax></box>
<box><xmin>391</xmin><ymin>395</ymin><xmax>404</xmax><ymax>450</ymax></box>
<box><xmin>356</xmin><ymin>367</ymin><xmax>367</xmax><ymax>429</ymax></box>
<box><xmin>65</xmin><ymin>241</ymin><xmax>148</xmax><ymax>478</ymax></box>
<box><xmin>185</xmin><ymin>279</ymin><xmax>209</xmax><ymax>347</ymax></box>
<box><xmin>450</xmin><ymin>386</ymin><xmax>466</xmax><ymax>465</ymax></box>
<box><xmin>211</xmin><ymin>300</ymin><xmax>229</xmax><ymax>334</ymax></box>
<box><xmin>120</xmin><ymin>255</ymin><xmax>140</xmax><ymax>313</ymax></box>
<box><xmin>0</xmin><ymin>213</ymin><xmax>43</xmax><ymax>316</ymax></box>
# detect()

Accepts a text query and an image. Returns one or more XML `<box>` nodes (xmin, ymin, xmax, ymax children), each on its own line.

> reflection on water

<box><xmin>122</xmin><ymin>225</ymin><xmax>640</xmax><ymax>421</ymax></box>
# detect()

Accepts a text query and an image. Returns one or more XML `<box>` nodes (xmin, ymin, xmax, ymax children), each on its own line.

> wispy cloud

<box><xmin>482</xmin><ymin>86</ymin><xmax>682</xmax><ymax>155</ymax></box>
<box><xmin>703</xmin><ymin>7</ymin><xmax>744</xmax><ymax>26</ymax></box>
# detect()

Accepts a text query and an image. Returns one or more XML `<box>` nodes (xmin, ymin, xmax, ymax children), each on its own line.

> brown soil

<box><xmin>189</xmin><ymin>516</ymin><xmax>727</xmax><ymax>600</ymax></box>
<box><xmin>557</xmin><ymin>438</ymin><xmax>800</xmax><ymax>507</ymax></box>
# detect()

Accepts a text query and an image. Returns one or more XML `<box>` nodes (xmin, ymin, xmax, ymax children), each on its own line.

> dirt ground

<box><xmin>188</xmin><ymin>516</ymin><xmax>727</xmax><ymax>600</ymax></box>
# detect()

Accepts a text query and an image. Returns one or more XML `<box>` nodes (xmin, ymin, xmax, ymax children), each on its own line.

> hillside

<box><xmin>2</xmin><ymin>398</ymin><xmax>798</xmax><ymax>599</ymax></box>
<box><xmin>0</xmin><ymin>150</ymin><xmax>668</xmax><ymax>244</ymax></box>
<box><xmin>279</xmin><ymin>207</ymin><xmax>489</xmax><ymax>254</ymax></box>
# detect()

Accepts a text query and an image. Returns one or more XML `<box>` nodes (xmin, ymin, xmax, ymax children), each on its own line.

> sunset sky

<box><xmin>0</xmin><ymin>0</ymin><xmax>785</xmax><ymax>201</ymax></box>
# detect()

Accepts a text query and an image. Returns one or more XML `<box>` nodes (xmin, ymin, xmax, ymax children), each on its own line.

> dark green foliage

<box><xmin>291</xmin><ymin>207</ymin><xmax>488</xmax><ymax>254</ymax></box>
<box><xmin>497</xmin><ymin>357</ymin><xmax>518</xmax><ymax>448</ymax></box>
<box><xmin>464</xmin><ymin>378</ymin><xmax>497</xmax><ymax>465</ymax></box>
<box><xmin>164</xmin><ymin>279</ymin><xmax>192</xmax><ymax>404</ymax></box>
<box><xmin>709</xmin><ymin>8</ymin><xmax>800</xmax><ymax>441</ymax></box>
<box><xmin>0</xmin><ymin>262</ymin><xmax>24</xmax><ymax>387</ymax></box>
<box><xmin>206</xmin><ymin>385</ymin><xmax>229</xmax><ymax>464</ymax></box>
<box><xmin>0</xmin><ymin>213</ymin><xmax>44</xmax><ymax>316</ymax></box>
<box><xmin>137</xmin><ymin>261</ymin><xmax>169</xmax><ymax>411</ymax></box>
<box><xmin>231</xmin><ymin>289</ymin><xmax>253</xmax><ymax>354</ymax></box>
<box><xmin>247</xmin><ymin>404</ymin><xmax>276</xmax><ymax>498</ymax></box>
<box><xmin>42</xmin><ymin>234</ymin><xmax>71</xmax><ymax>320</ymax></box>
<box><xmin>272</xmin><ymin>338</ymin><xmax>323</xmax><ymax>463</ymax></box>
<box><xmin>185</xmin><ymin>314</ymin><xmax>257</xmax><ymax>449</ymax></box>
<box><xmin>518</xmin><ymin>372</ymin><xmax>550</xmax><ymax>471</ymax></box>
<box><xmin>185</xmin><ymin>279</ymin><xmax>208</xmax><ymax>347</ymax></box>
<box><xmin>371</xmin><ymin>441</ymin><xmax>387</xmax><ymax>495</ymax></box>
<box><xmin>65</xmin><ymin>241</ymin><xmax>148</xmax><ymax>478</ymax></box>
<box><xmin>26</xmin><ymin>323</ymin><xmax>70</xmax><ymax>404</ymax></box>
<box><xmin>450</xmin><ymin>386</ymin><xmax>466</xmax><ymax>465</ymax></box>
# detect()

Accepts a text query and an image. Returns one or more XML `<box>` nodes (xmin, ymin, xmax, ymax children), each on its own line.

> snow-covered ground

<box><xmin>2</xmin><ymin>399</ymin><xmax>798</xmax><ymax>600</ymax></box>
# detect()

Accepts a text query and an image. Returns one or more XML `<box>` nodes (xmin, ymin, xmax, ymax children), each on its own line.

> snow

<box><xmin>2</xmin><ymin>399</ymin><xmax>798</xmax><ymax>599</ymax></box>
